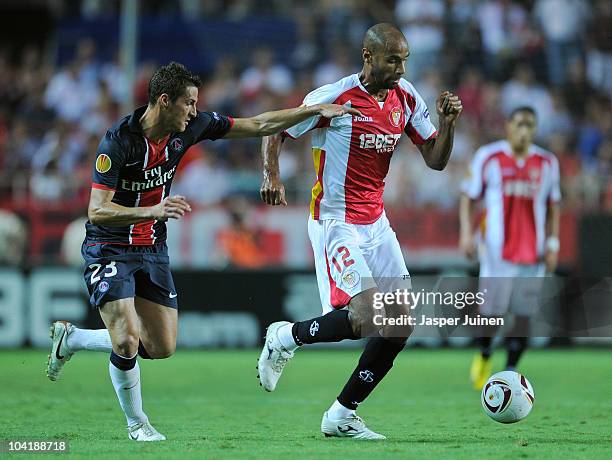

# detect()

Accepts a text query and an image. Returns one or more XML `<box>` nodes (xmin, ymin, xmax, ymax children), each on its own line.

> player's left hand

<box><xmin>316</xmin><ymin>104</ymin><xmax>363</xmax><ymax>119</ymax></box>
<box><xmin>436</xmin><ymin>91</ymin><xmax>462</xmax><ymax>123</ymax></box>
<box><xmin>544</xmin><ymin>250</ymin><xmax>558</xmax><ymax>273</ymax></box>
<box><xmin>459</xmin><ymin>233</ymin><xmax>477</xmax><ymax>261</ymax></box>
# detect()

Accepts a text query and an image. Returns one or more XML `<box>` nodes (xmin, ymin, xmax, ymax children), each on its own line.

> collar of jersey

<box><xmin>501</xmin><ymin>140</ymin><xmax>537</xmax><ymax>159</ymax></box>
<box><xmin>128</xmin><ymin>106</ymin><xmax>148</xmax><ymax>134</ymax></box>
<box><xmin>354</xmin><ymin>74</ymin><xmax>394</xmax><ymax>106</ymax></box>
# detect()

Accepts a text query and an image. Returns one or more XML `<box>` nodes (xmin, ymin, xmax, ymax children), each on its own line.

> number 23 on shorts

<box><xmin>88</xmin><ymin>261</ymin><xmax>118</xmax><ymax>285</ymax></box>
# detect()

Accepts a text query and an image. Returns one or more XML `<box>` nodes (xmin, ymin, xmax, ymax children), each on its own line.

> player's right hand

<box><xmin>459</xmin><ymin>234</ymin><xmax>477</xmax><ymax>260</ymax></box>
<box><xmin>153</xmin><ymin>195</ymin><xmax>192</xmax><ymax>220</ymax></box>
<box><xmin>260</xmin><ymin>175</ymin><xmax>287</xmax><ymax>206</ymax></box>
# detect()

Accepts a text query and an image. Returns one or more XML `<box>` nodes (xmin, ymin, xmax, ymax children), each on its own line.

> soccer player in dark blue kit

<box><xmin>46</xmin><ymin>62</ymin><xmax>359</xmax><ymax>441</ymax></box>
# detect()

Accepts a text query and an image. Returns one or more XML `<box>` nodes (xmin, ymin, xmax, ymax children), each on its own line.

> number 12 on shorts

<box><xmin>331</xmin><ymin>246</ymin><xmax>355</xmax><ymax>272</ymax></box>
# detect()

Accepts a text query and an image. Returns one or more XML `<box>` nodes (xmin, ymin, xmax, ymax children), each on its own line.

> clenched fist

<box><xmin>260</xmin><ymin>175</ymin><xmax>287</xmax><ymax>206</ymax></box>
<box><xmin>436</xmin><ymin>91</ymin><xmax>463</xmax><ymax>123</ymax></box>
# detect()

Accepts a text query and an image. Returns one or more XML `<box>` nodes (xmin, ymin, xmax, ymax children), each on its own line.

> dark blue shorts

<box><xmin>82</xmin><ymin>241</ymin><xmax>178</xmax><ymax>310</ymax></box>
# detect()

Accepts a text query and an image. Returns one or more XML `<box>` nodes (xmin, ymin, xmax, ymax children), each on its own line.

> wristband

<box><xmin>546</xmin><ymin>236</ymin><xmax>560</xmax><ymax>252</ymax></box>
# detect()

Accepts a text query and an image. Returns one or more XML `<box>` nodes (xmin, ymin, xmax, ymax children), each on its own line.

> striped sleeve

<box><xmin>461</xmin><ymin>147</ymin><xmax>489</xmax><ymax>199</ymax></box>
<box><xmin>285</xmin><ymin>79</ymin><xmax>351</xmax><ymax>139</ymax></box>
<box><xmin>399</xmin><ymin>80</ymin><xmax>437</xmax><ymax>145</ymax></box>
<box><xmin>548</xmin><ymin>154</ymin><xmax>562</xmax><ymax>203</ymax></box>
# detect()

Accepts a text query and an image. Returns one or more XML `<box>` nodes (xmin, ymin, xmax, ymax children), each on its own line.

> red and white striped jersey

<box><xmin>285</xmin><ymin>74</ymin><xmax>437</xmax><ymax>224</ymax></box>
<box><xmin>462</xmin><ymin>140</ymin><xmax>561</xmax><ymax>264</ymax></box>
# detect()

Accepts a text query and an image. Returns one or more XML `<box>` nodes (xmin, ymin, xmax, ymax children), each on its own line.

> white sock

<box><xmin>109</xmin><ymin>358</ymin><xmax>148</xmax><ymax>427</ymax></box>
<box><xmin>277</xmin><ymin>323</ymin><xmax>298</xmax><ymax>351</ymax></box>
<box><xmin>328</xmin><ymin>399</ymin><xmax>355</xmax><ymax>420</ymax></box>
<box><xmin>67</xmin><ymin>328</ymin><xmax>112</xmax><ymax>352</ymax></box>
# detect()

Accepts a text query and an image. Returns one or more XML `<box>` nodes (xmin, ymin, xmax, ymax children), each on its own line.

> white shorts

<box><xmin>308</xmin><ymin>212</ymin><xmax>410</xmax><ymax>314</ymax></box>
<box><xmin>478</xmin><ymin>245</ymin><xmax>545</xmax><ymax>317</ymax></box>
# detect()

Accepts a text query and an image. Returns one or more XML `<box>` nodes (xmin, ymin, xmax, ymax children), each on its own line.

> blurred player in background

<box><xmin>45</xmin><ymin>61</ymin><xmax>358</xmax><ymax>441</ymax></box>
<box><xmin>459</xmin><ymin>106</ymin><xmax>561</xmax><ymax>390</ymax></box>
<box><xmin>257</xmin><ymin>23</ymin><xmax>462</xmax><ymax>439</ymax></box>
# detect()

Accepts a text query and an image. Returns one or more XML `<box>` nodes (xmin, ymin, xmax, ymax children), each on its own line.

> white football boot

<box><xmin>257</xmin><ymin>321</ymin><xmax>295</xmax><ymax>391</ymax></box>
<box><xmin>128</xmin><ymin>422</ymin><xmax>166</xmax><ymax>441</ymax></box>
<box><xmin>321</xmin><ymin>411</ymin><xmax>386</xmax><ymax>440</ymax></box>
<box><xmin>46</xmin><ymin>321</ymin><xmax>75</xmax><ymax>381</ymax></box>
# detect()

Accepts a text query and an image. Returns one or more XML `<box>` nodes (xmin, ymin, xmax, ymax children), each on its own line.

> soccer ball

<box><xmin>481</xmin><ymin>371</ymin><xmax>535</xmax><ymax>423</ymax></box>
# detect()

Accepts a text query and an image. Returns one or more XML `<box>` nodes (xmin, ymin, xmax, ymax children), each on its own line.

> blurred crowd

<box><xmin>0</xmin><ymin>0</ymin><xmax>611</xmax><ymax>213</ymax></box>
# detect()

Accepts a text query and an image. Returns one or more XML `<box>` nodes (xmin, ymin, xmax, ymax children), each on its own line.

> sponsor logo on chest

<box><xmin>359</xmin><ymin>133</ymin><xmax>402</xmax><ymax>153</ymax></box>
<box><xmin>120</xmin><ymin>164</ymin><xmax>177</xmax><ymax>192</ymax></box>
<box><xmin>351</xmin><ymin>102</ymin><xmax>404</xmax><ymax>153</ymax></box>
<box><xmin>503</xmin><ymin>179</ymin><xmax>539</xmax><ymax>198</ymax></box>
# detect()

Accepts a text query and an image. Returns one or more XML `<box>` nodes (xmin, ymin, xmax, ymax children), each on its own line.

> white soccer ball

<box><xmin>481</xmin><ymin>371</ymin><xmax>535</xmax><ymax>423</ymax></box>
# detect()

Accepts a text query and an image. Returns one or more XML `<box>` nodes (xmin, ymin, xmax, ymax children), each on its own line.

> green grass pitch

<box><xmin>1</xmin><ymin>348</ymin><xmax>611</xmax><ymax>459</ymax></box>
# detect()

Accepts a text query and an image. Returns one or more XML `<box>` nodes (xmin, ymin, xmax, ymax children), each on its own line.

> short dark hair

<box><xmin>147</xmin><ymin>61</ymin><xmax>202</xmax><ymax>105</ymax></box>
<box><xmin>509</xmin><ymin>106</ymin><xmax>536</xmax><ymax>120</ymax></box>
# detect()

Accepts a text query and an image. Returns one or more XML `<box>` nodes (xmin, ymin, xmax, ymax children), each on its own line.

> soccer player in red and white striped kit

<box><xmin>460</xmin><ymin>106</ymin><xmax>561</xmax><ymax>390</ymax></box>
<box><xmin>257</xmin><ymin>23</ymin><xmax>463</xmax><ymax>439</ymax></box>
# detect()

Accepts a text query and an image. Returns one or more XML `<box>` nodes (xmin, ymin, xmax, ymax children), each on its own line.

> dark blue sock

<box><xmin>110</xmin><ymin>351</ymin><xmax>137</xmax><ymax>370</ymax></box>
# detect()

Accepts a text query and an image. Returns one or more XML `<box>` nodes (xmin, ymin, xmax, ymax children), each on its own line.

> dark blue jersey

<box><xmin>86</xmin><ymin>106</ymin><xmax>233</xmax><ymax>245</ymax></box>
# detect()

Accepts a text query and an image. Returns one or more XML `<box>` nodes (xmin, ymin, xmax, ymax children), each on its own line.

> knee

<box><xmin>150</xmin><ymin>346</ymin><xmax>175</xmax><ymax>359</ymax></box>
<box><xmin>347</xmin><ymin>305</ymin><xmax>372</xmax><ymax>336</ymax></box>
<box><xmin>380</xmin><ymin>302</ymin><xmax>413</xmax><ymax>341</ymax></box>
<box><xmin>349</xmin><ymin>291</ymin><xmax>415</xmax><ymax>338</ymax></box>
<box><xmin>114</xmin><ymin>332</ymin><xmax>139</xmax><ymax>358</ymax></box>
<box><xmin>143</xmin><ymin>340</ymin><xmax>176</xmax><ymax>359</ymax></box>
<box><xmin>348</xmin><ymin>291</ymin><xmax>390</xmax><ymax>333</ymax></box>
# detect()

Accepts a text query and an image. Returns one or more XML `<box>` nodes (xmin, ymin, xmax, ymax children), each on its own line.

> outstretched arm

<box><xmin>416</xmin><ymin>91</ymin><xmax>462</xmax><ymax>171</ymax></box>
<box><xmin>225</xmin><ymin>104</ymin><xmax>361</xmax><ymax>139</ymax></box>
<box><xmin>260</xmin><ymin>133</ymin><xmax>287</xmax><ymax>206</ymax></box>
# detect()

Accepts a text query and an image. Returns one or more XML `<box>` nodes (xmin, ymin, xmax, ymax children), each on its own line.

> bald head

<box><xmin>363</xmin><ymin>23</ymin><xmax>408</xmax><ymax>55</ymax></box>
<box><xmin>360</xmin><ymin>23</ymin><xmax>409</xmax><ymax>90</ymax></box>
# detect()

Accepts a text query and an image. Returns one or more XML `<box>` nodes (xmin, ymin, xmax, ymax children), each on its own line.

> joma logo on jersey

<box><xmin>359</xmin><ymin>133</ymin><xmax>402</xmax><ymax>152</ymax></box>
<box><xmin>503</xmin><ymin>179</ymin><xmax>538</xmax><ymax>198</ymax></box>
<box><xmin>120</xmin><ymin>165</ymin><xmax>177</xmax><ymax>192</ymax></box>
<box><xmin>354</xmin><ymin>115</ymin><xmax>373</xmax><ymax>122</ymax></box>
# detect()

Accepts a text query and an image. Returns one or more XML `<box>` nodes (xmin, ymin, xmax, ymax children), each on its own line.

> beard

<box><xmin>370</xmin><ymin>67</ymin><xmax>397</xmax><ymax>89</ymax></box>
